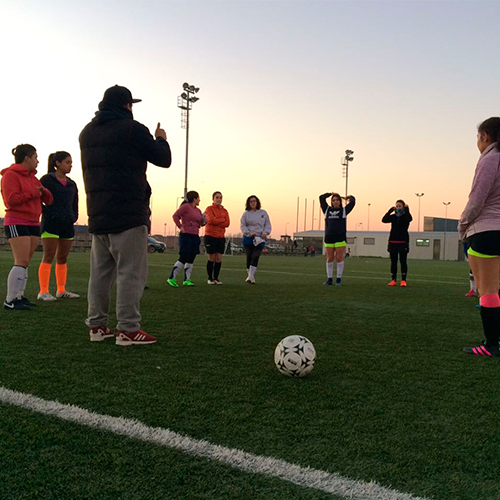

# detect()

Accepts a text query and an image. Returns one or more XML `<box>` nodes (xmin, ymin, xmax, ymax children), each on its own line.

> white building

<box><xmin>293</xmin><ymin>230</ymin><xmax>464</xmax><ymax>261</ymax></box>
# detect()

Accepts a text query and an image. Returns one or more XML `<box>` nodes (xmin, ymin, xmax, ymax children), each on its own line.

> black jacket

<box><xmin>382</xmin><ymin>207</ymin><xmax>413</xmax><ymax>242</ymax></box>
<box><xmin>79</xmin><ymin>103</ymin><xmax>172</xmax><ymax>234</ymax></box>
<box><xmin>40</xmin><ymin>173</ymin><xmax>78</xmax><ymax>226</ymax></box>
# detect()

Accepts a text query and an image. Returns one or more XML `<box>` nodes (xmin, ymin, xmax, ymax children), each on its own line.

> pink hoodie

<box><xmin>173</xmin><ymin>203</ymin><xmax>204</xmax><ymax>235</ymax></box>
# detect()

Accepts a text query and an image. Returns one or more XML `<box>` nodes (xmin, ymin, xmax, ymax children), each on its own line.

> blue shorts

<box><xmin>179</xmin><ymin>233</ymin><xmax>201</xmax><ymax>255</ymax></box>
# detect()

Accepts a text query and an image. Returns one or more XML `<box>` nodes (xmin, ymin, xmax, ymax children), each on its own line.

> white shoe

<box><xmin>208</xmin><ymin>280</ymin><xmax>216</xmax><ymax>285</ymax></box>
<box><xmin>215</xmin><ymin>280</ymin><xmax>223</xmax><ymax>285</ymax></box>
<box><xmin>246</xmin><ymin>277</ymin><xmax>255</xmax><ymax>284</ymax></box>
<box><xmin>56</xmin><ymin>291</ymin><xmax>80</xmax><ymax>299</ymax></box>
<box><xmin>37</xmin><ymin>292</ymin><xmax>57</xmax><ymax>301</ymax></box>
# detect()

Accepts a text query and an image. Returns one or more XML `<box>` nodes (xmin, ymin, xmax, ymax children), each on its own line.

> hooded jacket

<box><xmin>40</xmin><ymin>173</ymin><xmax>79</xmax><ymax>226</ymax></box>
<box><xmin>382</xmin><ymin>206</ymin><xmax>413</xmax><ymax>243</ymax></box>
<box><xmin>79</xmin><ymin>102</ymin><xmax>172</xmax><ymax>234</ymax></box>
<box><xmin>1</xmin><ymin>164</ymin><xmax>53</xmax><ymax>223</ymax></box>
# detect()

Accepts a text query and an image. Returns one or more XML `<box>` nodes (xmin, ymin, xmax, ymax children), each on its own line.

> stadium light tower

<box><xmin>341</xmin><ymin>150</ymin><xmax>354</xmax><ymax>200</ymax></box>
<box><xmin>443</xmin><ymin>201</ymin><xmax>451</xmax><ymax>261</ymax></box>
<box><xmin>367</xmin><ymin>203</ymin><xmax>371</xmax><ymax>231</ymax></box>
<box><xmin>177</xmin><ymin>82</ymin><xmax>200</xmax><ymax>198</ymax></box>
<box><xmin>415</xmin><ymin>193</ymin><xmax>425</xmax><ymax>232</ymax></box>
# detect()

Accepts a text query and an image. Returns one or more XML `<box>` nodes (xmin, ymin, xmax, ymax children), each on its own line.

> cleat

<box><xmin>207</xmin><ymin>280</ymin><xmax>216</xmax><ymax>285</ymax></box>
<box><xmin>400</xmin><ymin>280</ymin><xmax>407</xmax><ymax>287</ymax></box>
<box><xmin>56</xmin><ymin>291</ymin><xmax>80</xmax><ymax>299</ymax></box>
<box><xmin>214</xmin><ymin>280</ymin><xmax>223</xmax><ymax>285</ymax></box>
<box><xmin>336</xmin><ymin>278</ymin><xmax>342</xmax><ymax>286</ymax></box>
<box><xmin>167</xmin><ymin>278</ymin><xmax>179</xmax><ymax>288</ymax></box>
<box><xmin>246</xmin><ymin>277</ymin><xmax>256</xmax><ymax>284</ymax></box>
<box><xmin>89</xmin><ymin>325</ymin><xmax>115</xmax><ymax>342</ymax></box>
<box><xmin>37</xmin><ymin>292</ymin><xmax>57</xmax><ymax>301</ymax></box>
<box><xmin>20</xmin><ymin>296</ymin><xmax>36</xmax><ymax>307</ymax></box>
<box><xmin>116</xmin><ymin>329</ymin><xmax>157</xmax><ymax>346</ymax></box>
<box><xmin>323</xmin><ymin>278</ymin><xmax>333</xmax><ymax>286</ymax></box>
<box><xmin>463</xmin><ymin>343</ymin><xmax>499</xmax><ymax>357</ymax></box>
<box><xmin>388</xmin><ymin>280</ymin><xmax>397</xmax><ymax>286</ymax></box>
<box><xmin>4</xmin><ymin>298</ymin><xmax>30</xmax><ymax>310</ymax></box>
<box><xmin>183</xmin><ymin>279</ymin><xmax>195</xmax><ymax>286</ymax></box>
<box><xmin>465</xmin><ymin>289</ymin><xmax>477</xmax><ymax>297</ymax></box>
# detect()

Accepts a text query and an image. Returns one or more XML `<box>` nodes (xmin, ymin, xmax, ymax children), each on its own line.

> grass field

<box><xmin>1</xmin><ymin>250</ymin><xmax>499</xmax><ymax>500</ymax></box>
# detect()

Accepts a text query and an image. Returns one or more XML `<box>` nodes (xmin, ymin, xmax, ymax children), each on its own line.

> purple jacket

<box><xmin>173</xmin><ymin>203</ymin><xmax>204</xmax><ymax>235</ymax></box>
<box><xmin>459</xmin><ymin>143</ymin><xmax>500</xmax><ymax>240</ymax></box>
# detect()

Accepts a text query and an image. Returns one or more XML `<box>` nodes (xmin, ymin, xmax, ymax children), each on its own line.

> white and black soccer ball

<box><xmin>274</xmin><ymin>335</ymin><xmax>316</xmax><ymax>378</ymax></box>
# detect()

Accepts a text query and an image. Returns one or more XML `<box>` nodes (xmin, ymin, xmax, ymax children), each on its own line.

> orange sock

<box><xmin>56</xmin><ymin>263</ymin><xmax>67</xmax><ymax>294</ymax></box>
<box><xmin>38</xmin><ymin>262</ymin><xmax>52</xmax><ymax>294</ymax></box>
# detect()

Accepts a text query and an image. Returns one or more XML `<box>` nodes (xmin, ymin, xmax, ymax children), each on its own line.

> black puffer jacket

<box><xmin>79</xmin><ymin>103</ymin><xmax>171</xmax><ymax>234</ymax></box>
<box><xmin>40</xmin><ymin>173</ymin><xmax>78</xmax><ymax>225</ymax></box>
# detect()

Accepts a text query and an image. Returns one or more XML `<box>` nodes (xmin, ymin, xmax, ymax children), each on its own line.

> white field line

<box><xmin>148</xmin><ymin>263</ymin><xmax>466</xmax><ymax>285</ymax></box>
<box><xmin>0</xmin><ymin>386</ymin><xmax>432</xmax><ymax>500</ymax></box>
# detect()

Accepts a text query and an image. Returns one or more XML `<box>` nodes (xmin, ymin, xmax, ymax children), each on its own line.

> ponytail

<box><xmin>47</xmin><ymin>151</ymin><xmax>70</xmax><ymax>174</ymax></box>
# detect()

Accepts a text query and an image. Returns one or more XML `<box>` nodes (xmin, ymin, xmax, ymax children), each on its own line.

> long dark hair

<box><xmin>12</xmin><ymin>144</ymin><xmax>36</xmax><ymax>164</ymax></box>
<box><xmin>331</xmin><ymin>193</ymin><xmax>342</xmax><ymax>206</ymax></box>
<box><xmin>245</xmin><ymin>195</ymin><xmax>261</xmax><ymax>211</ymax></box>
<box><xmin>181</xmin><ymin>190</ymin><xmax>199</xmax><ymax>205</ymax></box>
<box><xmin>48</xmin><ymin>151</ymin><xmax>70</xmax><ymax>174</ymax></box>
<box><xmin>478</xmin><ymin>117</ymin><xmax>500</xmax><ymax>151</ymax></box>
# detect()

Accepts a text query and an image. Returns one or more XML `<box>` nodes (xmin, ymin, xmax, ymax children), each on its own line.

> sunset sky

<box><xmin>1</xmin><ymin>0</ymin><xmax>498</xmax><ymax>237</ymax></box>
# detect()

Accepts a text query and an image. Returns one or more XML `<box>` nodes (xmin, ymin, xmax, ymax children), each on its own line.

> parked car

<box><xmin>148</xmin><ymin>236</ymin><xmax>166</xmax><ymax>253</ymax></box>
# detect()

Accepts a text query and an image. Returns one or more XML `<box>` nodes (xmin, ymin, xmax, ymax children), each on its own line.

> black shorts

<box><xmin>468</xmin><ymin>231</ymin><xmax>500</xmax><ymax>257</ymax></box>
<box><xmin>205</xmin><ymin>236</ymin><xmax>225</xmax><ymax>254</ymax></box>
<box><xmin>4</xmin><ymin>225</ymin><xmax>40</xmax><ymax>239</ymax></box>
<box><xmin>41</xmin><ymin>219</ymin><xmax>75</xmax><ymax>239</ymax></box>
<box><xmin>388</xmin><ymin>242</ymin><xmax>409</xmax><ymax>253</ymax></box>
<box><xmin>179</xmin><ymin>232</ymin><xmax>201</xmax><ymax>255</ymax></box>
<box><xmin>324</xmin><ymin>233</ymin><xmax>346</xmax><ymax>245</ymax></box>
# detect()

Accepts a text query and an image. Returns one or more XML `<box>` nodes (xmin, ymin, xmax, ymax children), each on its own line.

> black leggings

<box><xmin>179</xmin><ymin>253</ymin><xmax>196</xmax><ymax>265</ymax></box>
<box><xmin>390</xmin><ymin>250</ymin><xmax>408</xmax><ymax>280</ymax></box>
<box><xmin>244</xmin><ymin>245</ymin><xmax>263</xmax><ymax>269</ymax></box>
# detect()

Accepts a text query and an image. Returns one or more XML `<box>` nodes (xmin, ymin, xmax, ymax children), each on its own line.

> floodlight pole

<box><xmin>415</xmin><ymin>193</ymin><xmax>425</xmax><ymax>232</ymax></box>
<box><xmin>443</xmin><ymin>201</ymin><xmax>451</xmax><ymax>261</ymax></box>
<box><xmin>341</xmin><ymin>149</ymin><xmax>354</xmax><ymax>199</ymax></box>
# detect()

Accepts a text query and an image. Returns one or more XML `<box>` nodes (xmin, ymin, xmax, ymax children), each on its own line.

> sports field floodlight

<box><xmin>415</xmin><ymin>193</ymin><xmax>425</xmax><ymax>231</ymax></box>
<box><xmin>341</xmin><ymin>149</ymin><xmax>354</xmax><ymax>200</ymax></box>
<box><xmin>443</xmin><ymin>201</ymin><xmax>451</xmax><ymax>261</ymax></box>
<box><xmin>178</xmin><ymin>82</ymin><xmax>201</xmax><ymax>198</ymax></box>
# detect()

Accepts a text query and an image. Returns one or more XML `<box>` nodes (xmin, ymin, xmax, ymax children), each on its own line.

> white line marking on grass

<box><xmin>0</xmin><ymin>386</ymin><xmax>431</xmax><ymax>500</ymax></box>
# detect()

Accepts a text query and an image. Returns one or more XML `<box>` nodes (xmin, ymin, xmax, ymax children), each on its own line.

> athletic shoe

<box><xmin>388</xmin><ymin>280</ymin><xmax>397</xmax><ymax>286</ymax></box>
<box><xmin>246</xmin><ymin>277</ymin><xmax>256</xmax><ymax>284</ymax></box>
<box><xmin>89</xmin><ymin>325</ymin><xmax>115</xmax><ymax>342</ymax></box>
<box><xmin>56</xmin><ymin>291</ymin><xmax>80</xmax><ymax>299</ymax></box>
<box><xmin>183</xmin><ymin>279</ymin><xmax>195</xmax><ymax>286</ymax></box>
<box><xmin>214</xmin><ymin>280</ymin><xmax>223</xmax><ymax>285</ymax></box>
<box><xmin>323</xmin><ymin>278</ymin><xmax>333</xmax><ymax>286</ymax></box>
<box><xmin>20</xmin><ymin>296</ymin><xmax>36</xmax><ymax>307</ymax></box>
<box><xmin>116</xmin><ymin>330</ymin><xmax>157</xmax><ymax>346</ymax></box>
<box><xmin>37</xmin><ymin>292</ymin><xmax>57</xmax><ymax>301</ymax></box>
<box><xmin>208</xmin><ymin>280</ymin><xmax>216</xmax><ymax>285</ymax></box>
<box><xmin>463</xmin><ymin>343</ymin><xmax>499</xmax><ymax>357</ymax></box>
<box><xmin>336</xmin><ymin>278</ymin><xmax>342</xmax><ymax>286</ymax></box>
<box><xmin>167</xmin><ymin>278</ymin><xmax>179</xmax><ymax>288</ymax></box>
<box><xmin>400</xmin><ymin>280</ymin><xmax>407</xmax><ymax>287</ymax></box>
<box><xmin>465</xmin><ymin>289</ymin><xmax>477</xmax><ymax>297</ymax></box>
<box><xmin>3</xmin><ymin>298</ymin><xmax>30</xmax><ymax>310</ymax></box>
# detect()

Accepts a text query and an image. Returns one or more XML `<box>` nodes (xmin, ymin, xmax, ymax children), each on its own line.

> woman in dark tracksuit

<box><xmin>382</xmin><ymin>200</ymin><xmax>412</xmax><ymax>287</ymax></box>
<box><xmin>319</xmin><ymin>192</ymin><xmax>356</xmax><ymax>285</ymax></box>
<box><xmin>38</xmin><ymin>151</ymin><xmax>79</xmax><ymax>301</ymax></box>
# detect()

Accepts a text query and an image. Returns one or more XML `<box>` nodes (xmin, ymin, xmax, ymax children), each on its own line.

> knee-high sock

<box><xmin>214</xmin><ymin>262</ymin><xmax>222</xmax><ymax>280</ymax></box>
<box><xmin>6</xmin><ymin>265</ymin><xmax>26</xmax><ymax>302</ymax></box>
<box><xmin>170</xmin><ymin>261</ymin><xmax>183</xmax><ymax>279</ymax></box>
<box><xmin>22</xmin><ymin>266</ymin><xmax>28</xmax><ymax>297</ymax></box>
<box><xmin>469</xmin><ymin>269</ymin><xmax>477</xmax><ymax>292</ymax></box>
<box><xmin>184</xmin><ymin>263</ymin><xmax>194</xmax><ymax>280</ymax></box>
<box><xmin>38</xmin><ymin>262</ymin><xmax>52</xmax><ymax>294</ymax></box>
<box><xmin>326</xmin><ymin>262</ymin><xmax>334</xmax><ymax>279</ymax></box>
<box><xmin>480</xmin><ymin>294</ymin><xmax>500</xmax><ymax>347</ymax></box>
<box><xmin>207</xmin><ymin>261</ymin><xmax>214</xmax><ymax>280</ymax></box>
<box><xmin>248</xmin><ymin>265</ymin><xmax>257</xmax><ymax>280</ymax></box>
<box><xmin>55</xmin><ymin>263</ymin><xmax>67</xmax><ymax>293</ymax></box>
<box><xmin>336</xmin><ymin>261</ymin><xmax>344</xmax><ymax>279</ymax></box>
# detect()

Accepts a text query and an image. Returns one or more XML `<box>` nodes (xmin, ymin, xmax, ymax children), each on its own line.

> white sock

<box><xmin>171</xmin><ymin>261</ymin><xmax>183</xmax><ymax>279</ymax></box>
<box><xmin>249</xmin><ymin>265</ymin><xmax>257</xmax><ymax>279</ymax></box>
<box><xmin>21</xmin><ymin>267</ymin><xmax>28</xmax><ymax>298</ymax></box>
<box><xmin>326</xmin><ymin>262</ymin><xmax>334</xmax><ymax>279</ymax></box>
<box><xmin>470</xmin><ymin>279</ymin><xmax>477</xmax><ymax>292</ymax></box>
<box><xmin>184</xmin><ymin>263</ymin><xmax>194</xmax><ymax>280</ymax></box>
<box><xmin>336</xmin><ymin>262</ymin><xmax>345</xmax><ymax>279</ymax></box>
<box><xmin>6</xmin><ymin>265</ymin><xmax>25</xmax><ymax>302</ymax></box>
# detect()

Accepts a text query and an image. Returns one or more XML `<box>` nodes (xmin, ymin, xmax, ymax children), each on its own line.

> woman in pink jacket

<box><xmin>459</xmin><ymin>117</ymin><xmax>500</xmax><ymax>357</ymax></box>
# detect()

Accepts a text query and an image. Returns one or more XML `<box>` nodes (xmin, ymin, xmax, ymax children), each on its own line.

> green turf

<box><xmin>1</xmin><ymin>251</ymin><xmax>499</xmax><ymax>500</ymax></box>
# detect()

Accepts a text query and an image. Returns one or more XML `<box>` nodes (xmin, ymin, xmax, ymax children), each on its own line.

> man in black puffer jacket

<box><xmin>79</xmin><ymin>85</ymin><xmax>171</xmax><ymax>347</ymax></box>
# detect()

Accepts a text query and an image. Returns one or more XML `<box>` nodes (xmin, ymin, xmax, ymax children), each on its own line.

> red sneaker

<box><xmin>89</xmin><ymin>326</ymin><xmax>115</xmax><ymax>342</ymax></box>
<box><xmin>387</xmin><ymin>280</ymin><xmax>397</xmax><ymax>286</ymax></box>
<box><xmin>465</xmin><ymin>289</ymin><xmax>477</xmax><ymax>297</ymax></box>
<box><xmin>116</xmin><ymin>330</ymin><xmax>157</xmax><ymax>346</ymax></box>
<box><xmin>400</xmin><ymin>280</ymin><xmax>407</xmax><ymax>287</ymax></box>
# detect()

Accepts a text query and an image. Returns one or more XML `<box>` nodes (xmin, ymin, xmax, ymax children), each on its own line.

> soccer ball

<box><xmin>274</xmin><ymin>335</ymin><xmax>316</xmax><ymax>377</ymax></box>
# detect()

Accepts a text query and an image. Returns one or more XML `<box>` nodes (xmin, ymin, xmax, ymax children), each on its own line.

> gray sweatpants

<box><xmin>86</xmin><ymin>225</ymin><xmax>148</xmax><ymax>332</ymax></box>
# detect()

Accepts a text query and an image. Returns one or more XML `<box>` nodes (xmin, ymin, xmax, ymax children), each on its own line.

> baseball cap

<box><xmin>102</xmin><ymin>85</ymin><xmax>142</xmax><ymax>105</ymax></box>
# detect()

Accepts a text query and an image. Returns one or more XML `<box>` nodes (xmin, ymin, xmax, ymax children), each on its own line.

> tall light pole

<box><xmin>285</xmin><ymin>222</ymin><xmax>289</xmax><ymax>236</ymax></box>
<box><xmin>367</xmin><ymin>203</ymin><xmax>371</xmax><ymax>231</ymax></box>
<box><xmin>443</xmin><ymin>201</ymin><xmax>451</xmax><ymax>261</ymax></box>
<box><xmin>177</xmin><ymin>82</ymin><xmax>200</xmax><ymax>198</ymax></box>
<box><xmin>164</xmin><ymin>223</ymin><xmax>167</xmax><ymax>237</ymax></box>
<box><xmin>311</xmin><ymin>199</ymin><xmax>315</xmax><ymax>230</ymax></box>
<box><xmin>415</xmin><ymin>193</ymin><xmax>425</xmax><ymax>232</ymax></box>
<box><xmin>341</xmin><ymin>149</ymin><xmax>354</xmax><ymax>200</ymax></box>
<box><xmin>296</xmin><ymin>197</ymin><xmax>299</xmax><ymax>233</ymax></box>
<box><xmin>304</xmin><ymin>198</ymin><xmax>307</xmax><ymax>231</ymax></box>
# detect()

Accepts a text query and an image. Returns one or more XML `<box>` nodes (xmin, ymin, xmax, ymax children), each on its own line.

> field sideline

<box><xmin>1</xmin><ymin>251</ymin><xmax>499</xmax><ymax>500</ymax></box>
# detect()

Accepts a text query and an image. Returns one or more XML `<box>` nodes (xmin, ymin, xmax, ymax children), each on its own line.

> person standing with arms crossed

<box><xmin>80</xmin><ymin>85</ymin><xmax>171</xmax><ymax>346</ymax></box>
